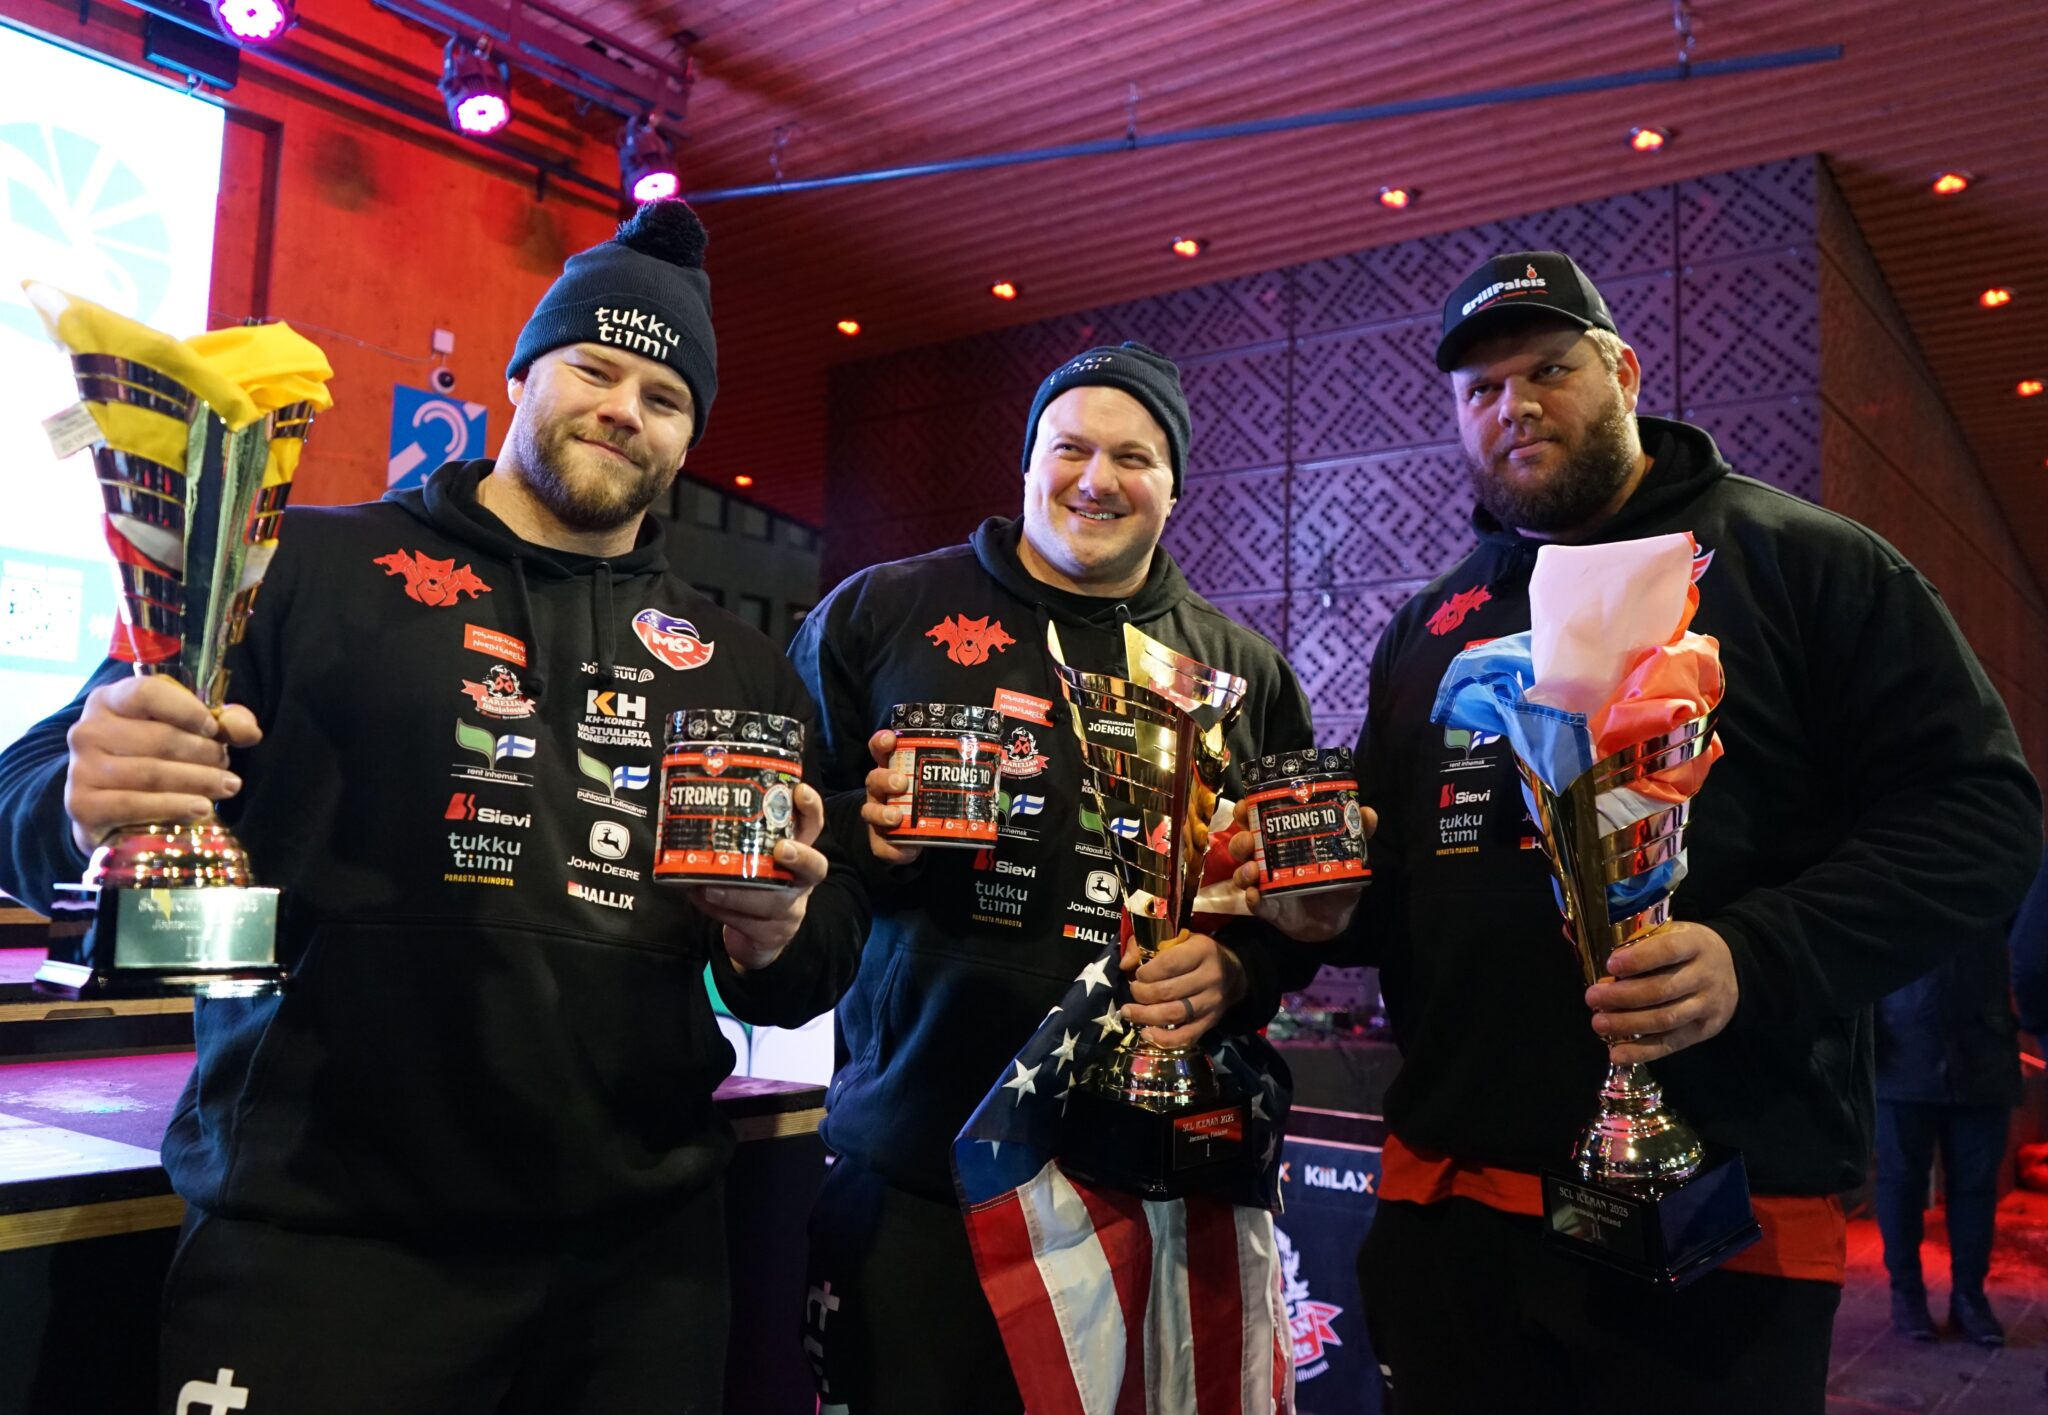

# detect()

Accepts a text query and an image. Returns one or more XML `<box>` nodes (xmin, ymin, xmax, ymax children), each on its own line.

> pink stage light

<box><xmin>215</xmin><ymin>0</ymin><xmax>291</xmax><ymax>41</ymax></box>
<box><xmin>440</xmin><ymin>38</ymin><xmax>511</xmax><ymax>139</ymax></box>
<box><xmin>632</xmin><ymin>169</ymin><xmax>679</xmax><ymax>202</ymax></box>
<box><xmin>455</xmin><ymin>92</ymin><xmax>510</xmax><ymax>136</ymax></box>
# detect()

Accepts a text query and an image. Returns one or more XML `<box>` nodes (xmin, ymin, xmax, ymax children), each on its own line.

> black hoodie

<box><xmin>789</xmin><ymin>518</ymin><xmax>1318</xmax><ymax>1199</ymax></box>
<box><xmin>0</xmin><ymin>460</ymin><xmax>868</xmax><ymax>1235</ymax></box>
<box><xmin>1347</xmin><ymin>416</ymin><xmax>2041</xmax><ymax>1194</ymax></box>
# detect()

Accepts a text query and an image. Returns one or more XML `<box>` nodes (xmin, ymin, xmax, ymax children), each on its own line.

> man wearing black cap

<box><xmin>1234</xmin><ymin>251</ymin><xmax>2041</xmax><ymax>1410</ymax></box>
<box><xmin>0</xmin><ymin>201</ymin><xmax>869</xmax><ymax>1414</ymax></box>
<box><xmin>788</xmin><ymin>343</ymin><xmax>1317</xmax><ymax>1412</ymax></box>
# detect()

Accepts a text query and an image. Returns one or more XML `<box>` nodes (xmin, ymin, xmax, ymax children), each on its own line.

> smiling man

<box><xmin>0</xmin><ymin>201</ymin><xmax>869</xmax><ymax>1414</ymax></box>
<box><xmin>1238</xmin><ymin>250</ymin><xmax>2041</xmax><ymax>1412</ymax></box>
<box><xmin>788</xmin><ymin>343</ymin><xmax>1317</xmax><ymax>1413</ymax></box>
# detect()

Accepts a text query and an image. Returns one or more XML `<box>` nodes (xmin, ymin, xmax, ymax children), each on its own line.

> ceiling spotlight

<box><xmin>990</xmin><ymin>281</ymin><xmax>1020</xmax><ymax>301</ymax></box>
<box><xmin>619</xmin><ymin>114</ymin><xmax>679</xmax><ymax>202</ymax></box>
<box><xmin>1629</xmin><ymin>126</ymin><xmax>1670</xmax><ymax>153</ymax></box>
<box><xmin>733</xmin><ymin>474</ymin><xmax>754</xmax><ymax>488</ymax></box>
<box><xmin>1931</xmin><ymin>170</ymin><xmax>1974</xmax><ymax>196</ymax></box>
<box><xmin>1377</xmin><ymin>186</ymin><xmax>1415</xmax><ymax>210</ymax></box>
<box><xmin>439</xmin><ymin>38</ymin><xmax>509</xmax><ymax>136</ymax></box>
<box><xmin>1170</xmin><ymin>237</ymin><xmax>1206</xmax><ymax>259</ymax></box>
<box><xmin>212</xmin><ymin>0</ymin><xmax>292</xmax><ymax>41</ymax></box>
<box><xmin>1980</xmin><ymin>288</ymin><xmax>2014</xmax><ymax>309</ymax></box>
<box><xmin>2020</xmin><ymin>379</ymin><xmax>2044</xmax><ymax>398</ymax></box>
<box><xmin>835</xmin><ymin>319</ymin><xmax>861</xmax><ymax>336</ymax></box>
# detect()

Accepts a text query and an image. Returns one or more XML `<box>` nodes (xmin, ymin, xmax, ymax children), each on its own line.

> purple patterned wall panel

<box><xmin>1287</xmin><ymin>584</ymin><xmax>1419</xmax><ymax>719</ymax></box>
<box><xmin>1290</xmin><ymin>447</ymin><xmax>1474</xmax><ymax>592</ymax></box>
<box><xmin>1162</xmin><ymin>467</ymin><xmax>1290</xmax><ymax>596</ymax></box>
<box><xmin>1098</xmin><ymin>271</ymin><xmax>1290</xmax><ymax>360</ymax></box>
<box><xmin>822</xmin><ymin>505</ymin><xmax>992</xmax><ymax>588</ymax></box>
<box><xmin>1292</xmin><ymin>318</ymin><xmax>1456</xmax><ymax>461</ymax></box>
<box><xmin>831</xmin><ymin>397</ymin><xmax>1021</xmax><ymax>509</ymax></box>
<box><xmin>1678</xmin><ymin>249</ymin><xmax>1822</xmax><ymax>409</ymax></box>
<box><xmin>1182</xmin><ymin>348</ymin><xmax>1290</xmax><ymax>476</ymax></box>
<box><xmin>1686</xmin><ymin>397</ymin><xmax>1821</xmax><ymax>502</ymax></box>
<box><xmin>1603</xmin><ymin>271</ymin><xmax>1678</xmax><ymax>414</ymax></box>
<box><xmin>1316</xmin><ymin>714</ymin><xmax>1366</xmax><ymax>752</ymax></box>
<box><xmin>1678</xmin><ymin>157</ymin><xmax>1817</xmax><ymax>265</ymax></box>
<box><xmin>1291</xmin><ymin>227</ymin><xmax>1516</xmax><ymax>337</ymax></box>
<box><xmin>825</xmin><ymin>159</ymin><xmax>1827</xmax><ymax>664</ymax></box>
<box><xmin>1494</xmin><ymin>186</ymin><xmax>1676</xmax><ymax>281</ymax></box>
<box><xmin>1208</xmin><ymin>592</ymin><xmax>1289</xmax><ymax>656</ymax></box>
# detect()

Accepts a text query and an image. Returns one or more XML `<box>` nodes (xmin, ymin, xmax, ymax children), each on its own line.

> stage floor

<box><xmin>1827</xmin><ymin>1189</ymin><xmax>2048</xmax><ymax>1411</ymax></box>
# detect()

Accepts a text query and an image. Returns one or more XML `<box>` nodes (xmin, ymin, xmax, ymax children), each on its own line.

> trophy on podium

<box><xmin>24</xmin><ymin>284</ymin><xmax>333</xmax><ymax>999</ymax></box>
<box><xmin>1048</xmin><ymin>620</ymin><xmax>1252</xmax><ymax>1198</ymax></box>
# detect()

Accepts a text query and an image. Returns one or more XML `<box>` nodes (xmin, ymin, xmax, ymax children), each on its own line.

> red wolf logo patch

<box><xmin>927</xmin><ymin>614</ymin><xmax>1015</xmax><ymax>666</ymax></box>
<box><xmin>1425</xmin><ymin>585</ymin><xmax>1492</xmax><ymax>637</ymax></box>
<box><xmin>375</xmin><ymin>549</ymin><xmax>491</xmax><ymax>606</ymax></box>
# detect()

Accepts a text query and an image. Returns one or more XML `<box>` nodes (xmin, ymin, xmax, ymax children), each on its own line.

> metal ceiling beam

<box><xmin>688</xmin><ymin>44</ymin><xmax>1843</xmax><ymax>203</ymax></box>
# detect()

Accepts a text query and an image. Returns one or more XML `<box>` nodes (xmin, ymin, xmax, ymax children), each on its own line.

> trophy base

<box><xmin>1058</xmin><ymin>1085</ymin><xmax>1250</xmax><ymax>1201</ymax></box>
<box><xmin>39</xmin><ymin>881</ymin><xmax>285</xmax><ymax>1000</ymax></box>
<box><xmin>1540</xmin><ymin>1147</ymin><xmax>1761</xmax><ymax>1287</ymax></box>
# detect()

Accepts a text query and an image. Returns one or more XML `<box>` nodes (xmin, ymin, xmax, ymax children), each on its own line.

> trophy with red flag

<box><xmin>24</xmin><ymin>283</ymin><xmax>333</xmax><ymax>999</ymax></box>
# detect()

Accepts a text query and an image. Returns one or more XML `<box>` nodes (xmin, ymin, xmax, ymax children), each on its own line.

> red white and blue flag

<box><xmin>952</xmin><ymin>939</ymin><xmax>1297</xmax><ymax>1414</ymax></box>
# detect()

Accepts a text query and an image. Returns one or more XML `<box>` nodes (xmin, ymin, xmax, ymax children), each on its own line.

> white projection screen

<box><xmin>0</xmin><ymin>21</ymin><xmax>225</xmax><ymax>750</ymax></box>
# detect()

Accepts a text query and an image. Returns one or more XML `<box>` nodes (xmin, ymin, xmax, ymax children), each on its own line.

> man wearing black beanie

<box><xmin>787</xmin><ymin>344</ymin><xmax>1318</xmax><ymax>1412</ymax></box>
<box><xmin>0</xmin><ymin>200</ymin><xmax>871</xmax><ymax>1414</ymax></box>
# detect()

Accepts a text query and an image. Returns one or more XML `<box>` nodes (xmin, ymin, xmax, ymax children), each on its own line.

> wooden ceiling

<box><xmin>549</xmin><ymin>0</ymin><xmax>2046</xmax><ymax>588</ymax></box>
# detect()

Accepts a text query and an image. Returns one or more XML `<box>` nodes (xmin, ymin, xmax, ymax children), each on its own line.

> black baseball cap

<box><xmin>1434</xmin><ymin>251</ymin><xmax>1617</xmax><ymax>372</ymax></box>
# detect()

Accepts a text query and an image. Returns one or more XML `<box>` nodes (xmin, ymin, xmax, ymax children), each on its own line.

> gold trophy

<box><xmin>1048</xmin><ymin>621</ymin><xmax>1251</xmax><ymax>1198</ymax></box>
<box><xmin>1519</xmin><ymin>708</ymin><xmax>1761</xmax><ymax>1284</ymax></box>
<box><xmin>25</xmin><ymin>284</ymin><xmax>331</xmax><ymax>999</ymax></box>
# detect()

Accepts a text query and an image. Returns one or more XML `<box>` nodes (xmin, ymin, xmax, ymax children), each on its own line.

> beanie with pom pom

<box><xmin>506</xmin><ymin>199</ymin><xmax>718</xmax><ymax>444</ymax></box>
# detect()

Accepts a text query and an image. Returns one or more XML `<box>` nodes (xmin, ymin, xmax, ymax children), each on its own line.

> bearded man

<box><xmin>0</xmin><ymin>200</ymin><xmax>869</xmax><ymax>1414</ymax></box>
<box><xmin>1234</xmin><ymin>250</ymin><xmax>2041</xmax><ymax>1412</ymax></box>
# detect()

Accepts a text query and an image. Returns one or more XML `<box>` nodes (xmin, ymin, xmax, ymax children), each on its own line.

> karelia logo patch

<box><xmin>375</xmin><ymin>549</ymin><xmax>491</xmax><ymax>606</ymax></box>
<box><xmin>1425</xmin><ymin>584</ymin><xmax>1491</xmax><ymax>636</ymax></box>
<box><xmin>460</xmin><ymin>663</ymin><xmax>536</xmax><ymax>719</ymax></box>
<box><xmin>927</xmin><ymin>614</ymin><xmax>1015</xmax><ymax>666</ymax></box>
<box><xmin>632</xmin><ymin>608</ymin><xmax>714</xmax><ymax>670</ymax></box>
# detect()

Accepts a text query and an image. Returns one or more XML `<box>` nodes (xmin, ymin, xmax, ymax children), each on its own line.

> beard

<box><xmin>510</xmin><ymin>414</ymin><xmax>676</xmax><ymax>533</ymax></box>
<box><xmin>1465</xmin><ymin>391</ymin><xmax>1638</xmax><ymax>535</ymax></box>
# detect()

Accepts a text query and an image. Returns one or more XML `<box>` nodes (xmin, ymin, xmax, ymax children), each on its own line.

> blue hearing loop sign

<box><xmin>388</xmin><ymin>385</ymin><xmax>488</xmax><ymax>490</ymax></box>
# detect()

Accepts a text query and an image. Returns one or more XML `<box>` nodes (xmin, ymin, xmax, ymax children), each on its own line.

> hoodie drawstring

<box><xmin>593</xmin><ymin>563</ymin><xmax>618</xmax><ymax>689</ymax></box>
<box><xmin>508</xmin><ymin>557</ymin><xmax>545</xmax><ymax>704</ymax></box>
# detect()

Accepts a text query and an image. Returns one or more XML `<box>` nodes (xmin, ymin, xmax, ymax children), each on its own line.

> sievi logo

<box><xmin>1439</xmin><ymin>784</ymin><xmax>1492</xmax><ymax>809</ymax></box>
<box><xmin>443</xmin><ymin>793</ymin><xmax>530</xmax><ymax>828</ymax></box>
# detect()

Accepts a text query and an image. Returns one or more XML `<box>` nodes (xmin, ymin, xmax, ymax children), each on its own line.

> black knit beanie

<box><xmin>1020</xmin><ymin>342</ymin><xmax>1190</xmax><ymax>496</ymax></box>
<box><xmin>505</xmin><ymin>200</ymin><xmax>717</xmax><ymax>445</ymax></box>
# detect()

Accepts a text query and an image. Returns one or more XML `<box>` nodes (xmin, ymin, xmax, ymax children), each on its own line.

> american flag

<box><xmin>952</xmin><ymin>939</ymin><xmax>1297</xmax><ymax>1414</ymax></box>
